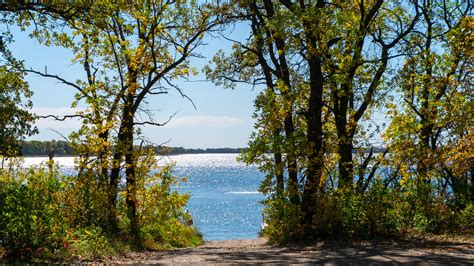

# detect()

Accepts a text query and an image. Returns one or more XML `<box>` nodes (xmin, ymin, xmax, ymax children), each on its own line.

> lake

<box><xmin>23</xmin><ymin>154</ymin><xmax>266</xmax><ymax>240</ymax></box>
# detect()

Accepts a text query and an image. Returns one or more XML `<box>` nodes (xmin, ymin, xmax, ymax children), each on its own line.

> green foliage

<box><xmin>134</xmin><ymin>153</ymin><xmax>203</xmax><ymax>249</ymax></box>
<box><xmin>0</xmin><ymin>64</ymin><xmax>37</xmax><ymax>157</ymax></box>
<box><xmin>0</xmin><ymin>161</ymin><xmax>68</xmax><ymax>259</ymax></box>
<box><xmin>0</xmin><ymin>13</ymin><xmax>37</xmax><ymax>157</ymax></box>
<box><xmin>208</xmin><ymin>0</ymin><xmax>472</xmax><ymax>244</ymax></box>
<box><xmin>61</xmin><ymin>168</ymin><xmax>111</xmax><ymax>229</ymax></box>
<box><xmin>0</xmin><ymin>157</ymin><xmax>201</xmax><ymax>261</ymax></box>
<box><xmin>68</xmin><ymin>227</ymin><xmax>110</xmax><ymax>259</ymax></box>
<box><xmin>381</xmin><ymin>1</ymin><xmax>473</xmax><ymax>237</ymax></box>
<box><xmin>262</xmin><ymin>176</ymin><xmax>473</xmax><ymax>242</ymax></box>
<box><xmin>262</xmin><ymin>181</ymin><xmax>399</xmax><ymax>242</ymax></box>
<box><xmin>1</xmin><ymin>0</ymin><xmax>215</xmax><ymax>259</ymax></box>
<box><xmin>1</xmin><ymin>0</ymin><xmax>471</xmax><ymax>259</ymax></box>
<box><xmin>459</xmin><ymin>203</ymin><xmax>474</xmax><ymax>230</ymax></box>
<box><xmin>260</xmin><ymin>197</ymin><xmax>302</xmax><ymax>244</ymax></box>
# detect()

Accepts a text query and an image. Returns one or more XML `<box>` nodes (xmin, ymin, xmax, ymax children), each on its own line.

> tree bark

<box><xmin>261</xmin><ymin>0</ymin><xmax>300</xmax><ymax>205</ymax></box>
<box><xmin>123</xmin><ymin>92</ymin><xmax>139</xmax><ymax>240</ymax></box>
<box><xmin>301</xmin><ymin>54</ymin><xmax>324</xmax><ymax>229</ymax></box>
<box><xmin>273</xmin><ymin>138</ymin><xmax>285</xmax><ymax>197</ymax></box>
<box><xmin>337</xmin><ymin>141</ymin><xmax>354</xmax><ymax>190</ymax></box>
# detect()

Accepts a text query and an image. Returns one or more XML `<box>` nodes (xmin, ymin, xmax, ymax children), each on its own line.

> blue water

<box><xmin>24</xmin><ymin>154</ymin><xmax>266</xmax><ymax>241</ymax></box>
<box><xmin>167</xmin><ymin>154</ymin><xmax>266</xmax><ymax>240</ymax></box>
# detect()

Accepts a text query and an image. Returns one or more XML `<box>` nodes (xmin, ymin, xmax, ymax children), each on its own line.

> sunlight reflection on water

<box><xmin>23</xmin><ymin>154</ymin><xmax>265</xmax><ymax>240</ymax></box>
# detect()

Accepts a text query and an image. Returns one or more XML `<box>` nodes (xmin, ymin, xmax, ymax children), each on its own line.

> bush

<box><xmin>261</xmin><ymin>171</ymin><xmax>474</xmax><ymax>244</ymax></box>
<box><xmin>459</xmin><ymin>203</ymin><xmax>474</xmax><ymax>230</ymax></box>
<box><xmin>0</xmin><ymin>161</ymin><xmax>68</xmax><ymax>259</ymax></box>
<box><xmin>260</xmin><ymin>196</ymin><xmax>302</xmax><ymax>244</ymax></box>
<box><xmin>309</xmin><ymin>183</ymin><xmax>399</xmax><ymax>238</ymax></box>
<box><xmin>0</xmin><ymin>156</ymin><xmax>202</xmax><ymax>261</ymax></box>
<box><xmin>68</xmin><ymin>227</ymin><xmax>110</xmax><ymax>259</ymax></box>
<box><xmin>136</xmin><ymin>160</ymin><xmax>203</xmax><ymax>249</ymax></box>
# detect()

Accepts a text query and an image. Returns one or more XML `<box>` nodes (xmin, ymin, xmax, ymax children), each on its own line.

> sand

<box><xmin>99</xmin><ymin>236</ymin><xmax>474</xmax><ymax>264</ymax></box>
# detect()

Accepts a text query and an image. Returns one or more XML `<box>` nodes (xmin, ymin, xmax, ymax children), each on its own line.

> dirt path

<box><xmin>102</xmin><ymin>237</ymin><xmax>474</xmax><ymax>264</ymax></box>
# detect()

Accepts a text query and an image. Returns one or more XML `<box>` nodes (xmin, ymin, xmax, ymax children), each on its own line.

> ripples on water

<box><xmin>23</xmin><ymin>154</ymin><xmax>265</xmax><ymax>240</ymax></box>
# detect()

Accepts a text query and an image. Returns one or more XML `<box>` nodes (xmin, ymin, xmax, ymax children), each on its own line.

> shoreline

<box><xmin>9</xmin><ymin>153</ymin><xmax>243</xmax><ymax>158</ymax></box>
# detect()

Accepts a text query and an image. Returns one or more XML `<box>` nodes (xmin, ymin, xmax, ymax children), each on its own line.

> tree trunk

<box><xmin>108</xmin><ymin>94</ymin><xmax>138</xmax><ymax>237</ymax></box>
<box><xmin>470</xmin><ymin>162</ymin><xmax>474</xmax><ymax>202</ymax></box>
<box><xmin>301</xmin><ymin>55</ymin><xmax>324</xmax><ymax>229</ymax></box>
<box><xmin>335</xmin><ymin>103</ymin><xmax>354</xmax><ymax>190</ymax></box>
<box><xmin>337</xmin><ymin>141</ymin><xmax>353</xmax><ymax>190</ymax></box>
<box><xmin>122</xmin><ymin>94</ymin><xmax>139</xmax><ymax>240</ymax></box>
<box><xmin>418</xmin><ymin>1</ymin><xmax>434</xmax><ymax>199</ymax></box>
<box><xmin>273</xmin><ymin>143</ymin><xmax>284</xmax><ymax>197</ymax></box>
<box><xmin>284</xmin><ymin>113</ymin><xmax>300</xmax><ymax>205</ymax></box>
<box><xmin>271</xmin><ymin>128</ymin><xmax>285</xmax><ymax>197</ymax></box>
<box><xmin>261</xmin><ymin>0</ymin><xmax>300</xmax><ymax>205</ymax></box>
<box><xmin>108</xmin><ymin>148</ymin><xmax>121</xmax><ymax>233</ymax></box>
<box><xmin>98</xmin><ymin>131</ymin><xmax>109</xmax><ymax>181</ymax></box>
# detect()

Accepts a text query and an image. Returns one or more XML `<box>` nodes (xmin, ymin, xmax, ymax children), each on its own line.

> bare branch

<box><xmin>163</xmin><ymin>76</ymin><xmax>197</xmax><ymax>109</ymax></box>
<box><xmin>38</xmin><ymin>114</ymin><xmax>84</xmax><ymax>121</ymax></box>
<box><xmin>25</xmin><ymin>68</ymin><xmax>87</xmax><ymax>96</ymax></box>
<box><xmin>134</xmin><ymin>111</ymin><xmax>177</xmax><ymax>127</ymax></box>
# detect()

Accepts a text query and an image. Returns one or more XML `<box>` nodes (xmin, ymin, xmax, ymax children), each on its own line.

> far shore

<box><xmin>18</xmin><ymin>153</ymin><xmax>242</xmax><ymax>158</ymax></box>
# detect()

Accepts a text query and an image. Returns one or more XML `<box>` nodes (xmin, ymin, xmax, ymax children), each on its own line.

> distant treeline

<box><xmin>21</xmin><ymin>140</ymin><xmax>76</xmax><ymax>156</ymax></box>
<box><xmin>20</xmin><ymin>140</ymin><xmax>246</xmax><ymax>156</ymax></box>
<box><xmin>21</xmin><ymin>140</ymin><xmax>385</xmax><ymax>156</ymax></box>
<box><xmin>154</xmin><ymin>146</ymin><xmax>247</xmax><ymax>155</ymax></box>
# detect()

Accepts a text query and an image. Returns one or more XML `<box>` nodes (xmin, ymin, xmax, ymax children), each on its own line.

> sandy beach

<box><xmin>97</xmin><ymin>237</ymin><xmax>474</xmax><ymax>264</ymax></box>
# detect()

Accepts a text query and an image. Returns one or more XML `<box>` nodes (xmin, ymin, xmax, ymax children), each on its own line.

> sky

<box><xmin>11</xmin><ymin>23</ymin><xmax>261</xmax><ymax>149</ymax></box>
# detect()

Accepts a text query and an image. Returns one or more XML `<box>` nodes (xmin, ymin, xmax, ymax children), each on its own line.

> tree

<box><xmin>206</xmin><ymin>2</ymin><xmax>310</xmax><ymax>240</ymax></box>
<box><xmin>25</xmin><ymin>0</ymin><xmax>226</xmax><ymax>241</ymax></box>
<box><xmin>261</xmin><ymin>0</ymin><xmax>420</xmax><ymax>228</ymax></box>
<box><xmin>208</xmin><ymin>0</ymin><xmax>426</xmax><ymax>239</ymax></box>
<box><xmin>384</xmin><ymin>0</ymin><xmax>472</xmax><ymax>212</ymax></box>
<box><xmin>0</xmin><ymin>42</ymin><xmax>36</xmax><ymax>158</ymax></box>
<box><xmin>0</xmin><ymin>0</ymin><xmax>95</xmax><ymax>159</ymax></box>
<box><xmin>320</xmin><ymin>1</ymin><xmax>418</xmax><ymax>191</ymax></box>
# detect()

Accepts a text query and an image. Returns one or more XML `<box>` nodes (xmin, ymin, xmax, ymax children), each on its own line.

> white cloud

<box><xmin>33</xmin><ymin>107</ymin><xmax>84</xmax><ymax>129</ymax></box>
<box><xmin>164</xmin><ymin>115</ymin><xmax>246</xmax><ymax>128</ymax></box>
<box><xmin>32</xmin><ymin>108</ymin><xmax>246</xmax><ymax>130</ymax></box>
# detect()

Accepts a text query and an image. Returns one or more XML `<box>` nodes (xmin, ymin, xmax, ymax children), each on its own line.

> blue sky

<box><xmin>11</xmin><ymin>23</ymin><xmax>261</xmax><ymax>148</ymax></box>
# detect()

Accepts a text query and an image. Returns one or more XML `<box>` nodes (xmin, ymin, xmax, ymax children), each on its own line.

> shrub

<box><xmin>0</xmin><ymin>161</ymin><xmax>68</xmax><ymax>259</ymax></box>
<box><xmin>0</xmin><ymin>155</ymin><xmax>201</xmax><ymax>261</ymax></box>
<box><xmin>260</xmin><ymin>195</ymin><xmax>303</xmax><ymax>244</ymax></box>
<box><xmin>459</xmin><ymin>203</ymin><xmax>474</xmax><ymax>230</ymax></box>
<box><xmin>68</xmin><ymin>227</ymin><xmax>111</xmax><ymax>259</ymax></box>
<box><xmin>136</xmin><ymin>158</ymin><xmax>203</xmax><ymax>249</ymax></box>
